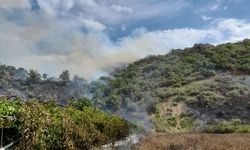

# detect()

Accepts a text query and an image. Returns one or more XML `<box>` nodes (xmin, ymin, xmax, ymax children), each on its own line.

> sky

<box><xmin>1</xmin><ymin>0</ymin><xmax>250</xmax><ymax>80</ymax></box>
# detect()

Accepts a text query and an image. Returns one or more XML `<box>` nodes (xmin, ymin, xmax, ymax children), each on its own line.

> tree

<box><xmin>42</xmin><ymin>73</ymin><xmax>48</xmax><ymax>81</ymax></box>
<box><xmin>0</xmin><ymin>70</ymin><xmax>11</xmax><ymax>81</ymax></box>
<box><xmin>73</xmin><ymin>75</ymin><xmax>86</xmax><ymax>85</ymax></box>
<box><xmin>28</xmin><ymin>69</ymin><xmax>41</xmax><ymax>83</ymax></box>
<box><xmin>59</xmin><ymin>70</ymin><xmax>70</xmax><ymax>82</ymax></box>
<box><xmin>70</xmin><ymin>97</ymin><xmax>92</xmax><ymax>111</ymax></box>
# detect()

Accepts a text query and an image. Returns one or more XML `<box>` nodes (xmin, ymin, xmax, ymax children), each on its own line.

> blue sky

<box><xmin>1</xmin><ymin>0</ymin><xmax>250</xmax><ymax>80</ymax></box>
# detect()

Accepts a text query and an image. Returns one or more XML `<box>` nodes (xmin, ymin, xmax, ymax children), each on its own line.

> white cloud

<box><xmin>0</xmin><ymin>0</ymin><xmax>188</xmax><ymax>29</ymax></box>
<box><xmin>121</xmin><ymin>25</ymin><xmax>126</xmax><ymax>31</ymax></box>
<box><xmin>0</xmin><ymin>0</ymin><xmax>30</xmax><ymax>9</ymax></box>
<box><xmin>111</xmin><ymin>5</ymin><xmax>133</xmax><ymax>13</ymax></box>
<box><xmin>210</xmin><ymin>4</ymin><xmax>219</xmax><ymax>11</ymax></box>
<box><xmin>36</xmin><ymin>0</ymin><xmax>77</xmax><ymax>17</ymax></box>
<box><xmin>216</xmin><ymin>19</ymin><xmax>250</xmax><ymax>41</ymax></box>
<box><xmin>78</xmin><ymin>0</ymin><xmax>96</xmax><ymax>7</ymax></box>
<box><xmin>202</xmin><ymin>16</ymin><xmax>212</xmax><ymax>21</ymax></box>
<box><xmin>195</xmin><ymin>0</ymin><xmax>226</xmax><ymax>13</ymax></box>
<box><xmin>37</xmin><ymin>0</ymin><xmax>58</xmax><ymax>17</ymax></box>
<box><xmin>3</xmin><ymin>0</ymin><xmax>187</xmax><ymax>25</ymax></box>
<box><xmin>80</xmin><ymin>19</ymin><xmax>107</xmax><ymax>31</ymax></box>
<box><xmin>210</xmin><ymin>0</ymin><xmax>223</xmax><ymax>11</ymax></box>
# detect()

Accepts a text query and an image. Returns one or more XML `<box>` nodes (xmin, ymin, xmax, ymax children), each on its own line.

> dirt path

<box><xmin>135</xmin><ymin>133</ymin><xmax>250</xmax><ymax>150</ymax></box>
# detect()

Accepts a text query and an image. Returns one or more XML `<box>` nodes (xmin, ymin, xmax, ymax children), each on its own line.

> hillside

<box><xmin>87</xmin><ymin>39</ymin><xmax>250</xmax><ymax>132</ymax></box>
<box><xmin>1</xmin><ymin>39</ymin><xmax>250</xmax><ymax>149</ymax></box>
<box><xmin>0</xmin><ymin>65</ymin><xmax>87</xmax><ymax>104</ymax></box>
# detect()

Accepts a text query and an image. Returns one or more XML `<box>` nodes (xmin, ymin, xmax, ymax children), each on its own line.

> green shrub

<box><xmin>167</xmin><ymin>117</ymin><xmax>177</xmax><ymax>127</ymax></box>
<box><xmin>0</xmin><ymin>97</ymin><xmax>129</xmax><ymax>149</ymax></box>
<box><xmin>69</xmin><ymin>97</ymin><xmax>92</xmax><ymax>111</ymax></box>
<box><xmin>180</xmin><ymin>117</ymin><xmax>194</xmax><ymax>129</ymax></box>
<box><xmin>205</xmin><ymin>121</ymin><xmax>250</xmax><ymax>133</ymax></box>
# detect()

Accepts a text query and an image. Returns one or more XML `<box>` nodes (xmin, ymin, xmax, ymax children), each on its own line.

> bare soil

<box><xmin>135</xmin><ymin>133</ymin><xmax>250</xmax><ymax>150</ymax></box>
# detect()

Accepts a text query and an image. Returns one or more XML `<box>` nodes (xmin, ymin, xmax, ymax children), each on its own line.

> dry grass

<box><xmin>135</xmin><ymin>133</ymin><xmax>250</xmax><ymax>150</ymax></box>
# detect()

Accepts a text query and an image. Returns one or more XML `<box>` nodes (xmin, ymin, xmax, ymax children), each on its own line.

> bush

<box><xmin>0</xmin><ymin>97</ymin><xmax>129</xmax><ymax>149</ymax></box>
<box><xmin>180</xmin><ymin>117</ymin><xmax>194</xmax><ymax>129</ymax></box>
<box><xmin>205</xmin><ymin>121</ymin><xmax>250</xmax><ymax>133</ymax></box>
<box><xmin>69</xmin><ymin>97</ymin><xmax>92</xmax><ymax>111</ymax></box>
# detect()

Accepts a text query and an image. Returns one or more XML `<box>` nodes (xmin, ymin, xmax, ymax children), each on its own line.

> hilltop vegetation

<box><xmin>0</xmin><ymin>65</ymin><xmax>87</xmax><ymax>104</ymax></box>
<box><xmin>87</xmin><ymin>39</ymin><xmax>250</xmax><ymax>132</ymax></box>
<box><xmin>0</xmin><ymin>97</ymin><xmax>129</xmax><ymax>149</ymax></box>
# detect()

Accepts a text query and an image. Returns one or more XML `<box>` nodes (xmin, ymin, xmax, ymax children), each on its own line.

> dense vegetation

<box><xmin>87</xmin><ymin>39</ymin><xmax>250</xmax><ymax>132</ymax></box>
<box><xmin>0</xmin><ymin>97</ymin><xmax>129</xmax><ymax>149</ymax></box>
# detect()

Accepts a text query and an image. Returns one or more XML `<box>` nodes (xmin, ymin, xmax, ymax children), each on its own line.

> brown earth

<box><xmin>135</xmin><ymin>133</ymin><xmax>250</xmax><ymax>150</ymax></box>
